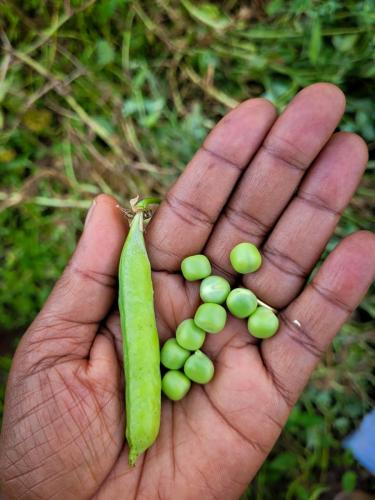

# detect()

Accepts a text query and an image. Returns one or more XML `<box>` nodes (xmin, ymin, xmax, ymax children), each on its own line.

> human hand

<box><xmin>1</xmin><ymin>83</ymin><xmax>374</xmax><ymax>500</ymax></box>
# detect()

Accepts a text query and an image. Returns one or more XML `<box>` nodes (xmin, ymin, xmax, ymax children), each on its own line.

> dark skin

<box><xmin>1</xmin><ymin>83</ymin><xmax>375</xmax><ymax>500</ymax></box>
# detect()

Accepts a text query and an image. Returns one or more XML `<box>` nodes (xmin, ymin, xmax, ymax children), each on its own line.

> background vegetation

<box><xmin>0</xmin><ymin>1</ymin><xmax>374</xmax><ymax>498</ymax></box>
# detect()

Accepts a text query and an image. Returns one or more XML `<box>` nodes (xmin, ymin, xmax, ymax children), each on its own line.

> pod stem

<box><xmin>256</xmin><ymin>298</ymin><xmax>277</xmax><ymax>314</ymax></box>
<box><xmin>135</xmin><ymin>197</ymin><xmax>162</xmax><ymax>210</ymax></box>
<box><xmin>125</xmin><ymin>196</ymin><xmax>162</xmax><ymax>231</ymax></box>
<box><xmin>130</xmin><ymin>196</ymin><xmax>161</xmax><ymax>212</ymax></box>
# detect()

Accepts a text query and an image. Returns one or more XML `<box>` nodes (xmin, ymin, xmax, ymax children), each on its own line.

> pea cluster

<box><xmin>161</xmin><ymin>242</ymin><xmax>279</xmax><ymax>401</ymax></box>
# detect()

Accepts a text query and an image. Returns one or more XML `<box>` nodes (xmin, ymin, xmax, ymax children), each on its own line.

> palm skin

<box><xmin>1</xmin><ymin>84</ymin><xmax>375</xmax><ymax>500</ymax></box>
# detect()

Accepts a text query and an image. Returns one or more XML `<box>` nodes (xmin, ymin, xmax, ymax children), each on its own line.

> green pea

<box><xmin>226</xmin><ymin>288</ymin><xmax>258</xmax><ymax>319</ymax></box>
<box><xmin>162</xmin><ymin>370</ymin><xmax>191</xmax><ymax>401</ymax></box>
<box><xmin>119</xmin><ymin>210</ymin><xmax>161</xmax><ymax>466</ymax></box>
<box><xmin>176</xmin><ymin>319</ymin><xmax>206</xmax><ymax>351</ymax></box>
<box><xmin>181</xmin><ymin>254</ymin><xmax>211</xmax><ymax>281</ymax></box>
<box><xmin>230</xmin><ymin>242</ymin><xmax>262</xmax><ymax>274</ymax></box>
<box><xmin>194</xmin><ymin>303</ymin><xmax>227</xmax><ymax>334</ymax></box>
<box><xmin>200</xmin><ymin>275</ymin><xmax>231</xmax><ymax>304</ymax></box>
<box><xmin>160</xmin><ymin>338</ymin><xmax>190</xmax><ymax>370</ymax></box>
<box><xmin>184</xmin><ymin>350</ymin><xmax>214</xmax><ymax>384</ymax></box>
<box><xmin>247</xmin><ymin>306</ymin><xmax>279</xmax><ymax>339</ymax></box>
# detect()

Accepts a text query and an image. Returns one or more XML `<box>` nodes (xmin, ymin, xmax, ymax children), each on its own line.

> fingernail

<box><xmin>84</xmin><ymin>199</ymin><xmax>97</xmax><ymax>228</ymax></box>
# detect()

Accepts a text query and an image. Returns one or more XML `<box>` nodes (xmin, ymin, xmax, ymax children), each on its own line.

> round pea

<box><xmin>162</xmin><ymin>370</ymin><xmax>191</xmax><ymax>401</ymax></box>
<box><xmin>226</xmin><ymin>288</ymin><xmax>258</xmax><ymax>319</ymax></box>
<box><xmin>184</xmin><ymin>350</ymin><xmax>214</xmax><ymax>384</ymax></box>
<box><xmin>200</xmin><ymin>275</ymin><xmax>231</xmax><ymax>304</ymax></box>
<box><xmin>176</xmin><ymin>319</ymin><xmax>206</xmax><ymax>351</ymax></box>
<box><xmin>181</xmin><ymin>254</ymin><xmax>211</xmax><ymax>281</ymax></box>
<box><xmin>160</xmin><ymin>338</ymin><xmax>190</xmax><ymax>370</ymax></box>
<box><xmin>230</xmin><ymin>242</ymin><xmax>262</xmax><ymax>274</ymax></box>
<box><xmin>247</xmin><ymin>307</ymin><xmax>279</xmax><ymax>339</ymax></box>
<box><xmin>194</xmin><ymin>303</ymin><xmax>227</xmax><ymax>334</ymax></box>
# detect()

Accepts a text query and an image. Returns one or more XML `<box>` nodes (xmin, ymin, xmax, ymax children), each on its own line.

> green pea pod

<box><xmin>118</xmin><ymin>210</ymin><xmax>161</xmax><ymax>466</ymax></box>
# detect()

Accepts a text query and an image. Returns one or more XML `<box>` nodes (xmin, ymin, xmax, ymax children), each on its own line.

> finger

<box><xmin>205</xmin><ymin>83</ymin><xmax>346</xmax><ymax>277</ymax></box>
<box><xmin>24</xmin><ymin>194</ymin><xmax>127</xmax><ymax>359</ymax></box>
<box><xmin>243</xmin><ymin>132</ymin><xmax>368</xmax><ymax>308</ymax></box>
<box><xmin>146</xmin><ymin>98</ymin><xmax>277</xmax><ymax>271</ymax></box>
<box><xmin>88</xmin><ymin>333</ymin><xmax>121</xmax><ymax>384</ymax></box>
<box><xmin>260</xmin><ymin>231</ymin><xmax>375</xmax><ymax>411</ymax></box>
<box><xmin>102</xmin><ymin>312</ymin><xmax>124</xmax><ymax>365</ymax></box>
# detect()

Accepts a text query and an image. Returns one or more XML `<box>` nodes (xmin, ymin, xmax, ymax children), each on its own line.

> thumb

<box><xmin>20</xmin><ymin>194</ymin><xmax>128</xmax><ymax>365</ymax></box>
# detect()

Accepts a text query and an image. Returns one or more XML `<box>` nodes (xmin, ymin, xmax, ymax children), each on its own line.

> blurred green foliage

<box><xmin>0</xmin><ymin>0</ymin><xmax>374</xmax><ymax>498</ymax></box>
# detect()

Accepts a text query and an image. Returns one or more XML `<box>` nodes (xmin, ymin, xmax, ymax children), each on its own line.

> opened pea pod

<box><xmin>118</xmin><ymin>197</ymin><xmax>161</xmax><ymax>466</ymax></box>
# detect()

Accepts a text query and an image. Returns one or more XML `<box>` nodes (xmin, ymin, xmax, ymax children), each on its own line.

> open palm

<box><xmin>1</xmin><ymin>83</ymin><xmax>374</xmax><ymax>500</ymax></box>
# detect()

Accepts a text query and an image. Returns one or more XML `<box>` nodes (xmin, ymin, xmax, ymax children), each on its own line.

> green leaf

<box><xmin>92</xmin><ymin>116</ymin><xmax>115</xmax><ymax>135</ymax></box>
<box><xmin>96</xmin><ymin>0</ymin><xmax>124</xmax><ymax>22</ymax></box>
<box><xmin>122</xmin><ymin>99</ymin><xmax>139</xmax><ymax>116</ymax></box>
<box><xmin>96</xmin><ymin>39</ymin><xmax>115</xmax><ymax>66</ymax></box>
<box><xmin>355</xmin><ymin>110</ymin><xmax>375</xmax><ymax>141</ymax></box>
<box><xmin>287</xmin><ymin>481</ymin><xmax>309</xmax><ymax>500</ymax></box>
<box><xmin>0</xmin><ymin>356</ymin><xmax>12</xmax><ymax>372</ymax></box>
<box><xmin>195</xmin><ymin>50</ymin><xmax>219</xmax><ymax>74</ymax></box>
<box><xmin>334</xmin><ymin>417</ymin><xmax>350</xmax><ymax>434</ymax></box>
<box><xmin>309</xmin><ymin>485</ymin><xmax>330</xmax><ymax>500</ymax></box>
<box><xmin>292</xmin><ymin>0</ymin><xmax>313</xmax><ymax>14</ymax></box>
<box><xmin>266</xmin><ymin>0</ymin><xmax>285</xmax><ymax>16</ymax></box>
<box><xmin>181</xmin><ymin>0</ymin><xmax>230</xmax><ymax>30</ymax></box>
<box><xmin>308</xmin><ymin>18</ymin><xmax>322</xmax><ymax>65</ymax></box>
<box><xmin>270</xmin><ymin>452</ymin><xmax>299</xmax><ymax>472</ymax></box>
<box><xmin>359</xmin><ymin>295</ymin><xmax>375</xmax><ymax>317</ymax></box>
<box><xmin>140</xmin><ymin>98</ymin><xmax>165</xmax><ymax>128</ymax></box>
<box><xmin>341</xmin><ymin>471</ymin><xmax>357</xmax><ymax>492</ymax></box>
<box><xmin>332</xmin><ymin>34</ymin><xmax>358</xmax><ymax>52</ymax></box>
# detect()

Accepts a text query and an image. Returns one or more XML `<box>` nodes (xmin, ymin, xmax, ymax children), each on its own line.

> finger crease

<box><xmin>147</xmin><ymin>240</ymin><xmax>182</xmax><ymax>271</ymax></box>
<box><xmin>297</xmin><ymin>191</ymin><xmax>341</xmax><ymax>217</ymax></box>
<box><xmin>209</xmin><ymin>259</ymin><xmax>237</xmax><ymax>282</ymax></box>
<box><xmin>262</xmin><ymin>246</ymin><xmax>307</xmax><ymax>278</ymax></box>
<box><xmin>22</xmin><ymin>353</ymin><xmax>86</xmax><ymax>377</ymax></box>
<box><xmin>201</xmin><ymin>144</ymin><xmax>244</xmax><ymax>172</ymax></box>
<box><xmin>261</xmin><ymin>142</ymin><xmax>307</xmax><ymax>173</ymax></box>
<box><xmin>165</xmin><ymin>193</ymin><xmax>214</xmax><ymax>228</ymax></box>
<box><xmin>215</xmin><ymin>332</ymin><xmax>257</xmax><ymax>362</ymax></box>
<box><xmin>70</xmin><ymin>264</ymin><xmax>117</xmax><ymax>289</ymax></box>
<box><xmin>171</xmin><ymin>402</ymin><xmax>176</xmax><ymax>481</ymax></box>
<box><xmin>49</xmin><ymin>315</ymin><xmax>98</xmax><ymax>327</ymax></box>
<box><xmin>224</xmin><ymin>205</ymin><xmax>270</xmax><ymax>239</ymax></box>
<box><xmin>132</xmin><ymin>451</ymin><xmax>146</xmax><ymax>500</ymax></box>
<box><xmin>280</xmin><ymin>312</ymin><xmax>325</xmax><ymax>359</ymax></box>
<box><xmin>259</xmin><ymin>346</ymin><xmax>295</xmax><ymax>409</ymax></box>
<box><xmin>310</xmin><ymin>282</ymin><xmax>352</xmax><ymax>314</ymax></box>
